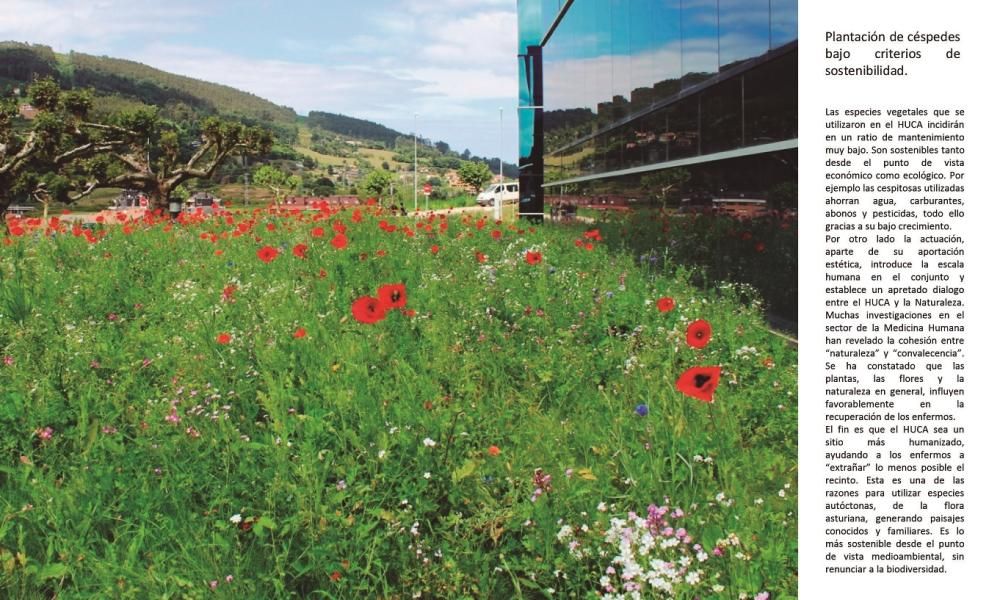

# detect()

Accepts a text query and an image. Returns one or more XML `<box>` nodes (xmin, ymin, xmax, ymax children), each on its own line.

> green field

<box><xmin>1</xmin><ymin>207</ymin><xmax>797</xmax><ymax>598</ymax></box>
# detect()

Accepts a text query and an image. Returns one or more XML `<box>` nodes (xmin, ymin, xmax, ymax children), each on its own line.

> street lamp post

<box><xmin>496</xmin><ymin>107</ymin><xmax>503</xmax><ymax>221</ymax></box>
<box><xmin>413</xmin><ymin>113</ymin><xmax>419</xmax><ymax>213</ymax></box>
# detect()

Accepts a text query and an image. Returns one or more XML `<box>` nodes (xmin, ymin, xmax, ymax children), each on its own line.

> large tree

<box><xmin>457</xmin><ymin>161</ymin><xmax>493</xmax><ymax>194</ymax></box>
<box><xmin>1</xmin><ymin>79</ymin><xmax>125</xmax><ymax>220</ymax></box>
<box><xmin>79</xmin><ymin>108</ymin><xmax>272</xmax><ymax>210</ymax></box>
<box><xmin>252</xmin><ymin>164</ymin><xmax>301</xmax><ymax>205</ymax></box>
<box><xmin>359</xmin><ymin>169</ymin><xmax>394</xmax><ymax>203</ymax></box>
<box><xmin>2</xmin><ymin>79</ymin><xmax>273</xmax><ymax>221</ymax></box>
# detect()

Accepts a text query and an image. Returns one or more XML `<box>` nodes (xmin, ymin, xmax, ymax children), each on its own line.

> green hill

<box><xmin>306</xmin><ymin>111</ymin><xmax>406</xmax><ymax>147</ymax></box>
<box><xmin>0</xmin><ymin>41</ymin><xmax>296</xmax><ymax>126</ymax></box>
<box><xmin>1</xmin><ymin>40</ymin><xmax>516</xmax><ymax>205</ymax></box>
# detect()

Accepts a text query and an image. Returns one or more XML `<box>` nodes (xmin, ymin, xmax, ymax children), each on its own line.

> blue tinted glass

<box><xmin>544</xmin><ymin>0</ymin><xmax>594</xmax><ymax>113</ymax></box>
<box><xmin>719</xmin><ymin>0</ymin><xmax>770</xmax><ymax>69</ymax></box>
<box><xmin>629</xmin><ymin>0</ymin><xmax>682</xmax><ymax>110</ymax></box>
<box><xmin>610</xmin><ymin>0</ymin><xmax>631</xmax><ymax>116</ymax></box>
<box><xmin>518</xmin><ymin>0</ymin><xmax>544</xmax><ymax>51</ymax></box>
<box><xmin>537</xmin><ymin>0</ymin><xmax>796</xmax><ymax>185</ymax></box>
<box><xmin>681</xmin><ymin>0</ymin><xmax>720</xmax><ymax>88</ymax></box>
<box><xmin>770</xmin><ymin>0</ymin><xmax>797</xmax><ymax>48</ymax></box>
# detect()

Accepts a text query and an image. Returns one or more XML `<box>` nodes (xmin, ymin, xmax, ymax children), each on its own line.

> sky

<box><xmin>0</xmin><ymin>0</ymin><xmax>520</xmax><ymax>160</ymax></box>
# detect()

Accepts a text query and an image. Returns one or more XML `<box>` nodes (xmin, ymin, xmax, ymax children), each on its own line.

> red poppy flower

<box><xmin>755</xmin><ymin>241</ymin><xmax>766</xmax><ymax>253</ymax></box>
<box><xmin>524</xmin><ymin>251</ymin><xmax>542</xmax><ymax>265</ymax></box>
<box><xmin>330</xmin><ymin>233</ymin><xmax>348</xmax><ymax>249</ymax></box>
<box><xmin>217</xmin><ymin>333</ymin><xmax>232</xmax><ymax>345</ymax></box>
<box><xmin>487</xmin><ymin>445</ymin><xmax>501</xmax><ymax>457</ymax></box>
<box><xmin>351</xmin><ymin>296</ymin><xmax>387</xmax><ymax>324</ymax></box>
<box><xmin>657</xmin><ymin>297</ymin><xmax>676</xmax><ymax>313</ymax></box>
<box><xmin>257</xmin><ymin>246</ymin><xmax>279</xmax><ymax>263</ymax></box>
<box><xmin>293</xmin><ymin>327</ymin><xmax>307</xmax><ymax>339</ymax></box>
<box><xmin>675</xmin><ymin>366</ymin><xmax>722</xmax><ymax>403</ymax></box>
<box><xmin>475</xmin><ymin>251</ymin><xmax>487</xmax><ymax>263</ymax></box>
<box><xmin>311</xmin><ymin>226</ymin><xmax>326</xmax><ymax>238</ymax></box>
<box><xmin>430</xmin><ymin>244</ymin><xmax>440</xmax><ymax>255</ymax></box>
<box><xmin>377</xmin><ymin>283</ymin><xmax>407</xmax><ymax>310</ymax></box>
<box><xmin>491</xmin><ymin>229</ymin><xmax>502</xmax><ymax>240</ymax></box>
<box><xmin>292</xmin><ymin>243</ymin><xmax>308</xmax><ymax>259</ymax></box>
<box><xmin>686</xmin><ymin>319</ymin><xmax>712</xmax><ymax>349</ymax></box>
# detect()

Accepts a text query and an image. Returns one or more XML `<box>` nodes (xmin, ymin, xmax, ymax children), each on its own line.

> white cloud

<box><xmin>123</xmin><ymin>42</ymin><xmax>518</xmax><ymax>156</ymax></box>
<box><xmin>0</xmin><ymin>0</ymin><xmax>200</xmax><ymax>51</ymax></box>
<box><xmin>545</xmin><ymin>33</ymin><xmax>766</xmax><ymax>112</ymax></box>
<box><xmin>129</xmin><ymin>43</ymin><xmax>427</xmax><ymax>115</ymax></box>
<box><xmin>1</xmin><ymin>1</ymin><xmax>522</xmax><ymax>158</ymax></box>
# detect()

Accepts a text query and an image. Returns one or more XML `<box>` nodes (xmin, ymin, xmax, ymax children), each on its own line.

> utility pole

<box><xmin>243</xmin><ymin>154</ymin><xmax>249</xmax><ymax>207</ymax></box>
<box><xmin>413</xmin><ymin>113</ymin><xmax>419</xmax><ymax>213</ymax></box>
<box><xmin>496</xmin><ymin>107</ymin><xmax>503</xmax><ymax>221</ymax></box>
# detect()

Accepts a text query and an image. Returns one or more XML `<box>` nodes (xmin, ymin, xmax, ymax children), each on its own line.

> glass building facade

<box><xmin>517</xmin><ymin>0</ymin><xmax>797</xmax><ymax>211</ymax></box>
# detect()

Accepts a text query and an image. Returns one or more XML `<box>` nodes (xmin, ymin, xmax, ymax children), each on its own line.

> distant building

<box><xmin>112</xmin><ymin>189</ymin><xmax>149</xmax><ymax>210</ymax></box>
<box><xmin>444</xmin><ymin>171</ymin><xmax>464</xmax><ymax>188</ymax></box>
<box><xmin>186</xmin><ymin>192</ymin><xmax>220</xmax><ymax>211</ymax></box>
<box><xmin>17</xmin><ymin>104</ymin><xmax>38</xmax><ymax>120</ymax></box>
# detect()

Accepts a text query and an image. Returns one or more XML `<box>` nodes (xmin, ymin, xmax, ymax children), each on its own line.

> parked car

<box><xmin>476</xmin><ymin>182</ymin><xmax>519</xmax><ymax>206</ymax></box>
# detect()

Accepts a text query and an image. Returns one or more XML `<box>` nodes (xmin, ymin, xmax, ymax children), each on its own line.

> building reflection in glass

<box><xmin>537</xmin><ymin>0</ymin><xmax>797</xmax><ymax>195</ymax></box>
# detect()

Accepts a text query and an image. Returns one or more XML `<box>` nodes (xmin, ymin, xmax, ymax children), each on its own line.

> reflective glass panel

<box><xmin>665</xmin><ymin>95</ymin><xmax>699</xmax><ymax>159</ymax></box>
<box><xmin>681</xmin><ymin>0</ymin><xmax>720</xmax><ymax>88</ymax></box>
<box><xmin>744</xmin><ymin>51</ymin><xmax>797</xmax><ymax>145</ymax></box>
<box><xmin>770</xmin><ymin>0</ymin><xmax>798</xmax><ymax>48</ymax></box>
<box><xmin>700</xmin><ymin>76</ymin><xmax>742</xmax><ymax>153</ymax></box>
<box><xmin>719</xmin><ymin>0</ymin><xmax>770</xmax><ymax>70</ymax></box>
<box><xmin>629</xmin><ymin>0</ymin><xmax>682</xmax><ymax>111</ymax></box>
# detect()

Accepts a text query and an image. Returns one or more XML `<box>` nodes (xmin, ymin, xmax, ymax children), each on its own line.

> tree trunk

<box><xmin>150</xmin><ymin>184</ymin><xmax>171</xmax><ymax>211</ymax></box>
<box><xmin>0</xmin><ymin>196</ymin><xmax>12</xmax><ymax>233</ymax></box>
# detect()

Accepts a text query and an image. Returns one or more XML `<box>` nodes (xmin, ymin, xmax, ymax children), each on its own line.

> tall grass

<box><xmin>0</xmin><ymin>206</ymin><xmax>796</xmax><ymax>598</ymax></box>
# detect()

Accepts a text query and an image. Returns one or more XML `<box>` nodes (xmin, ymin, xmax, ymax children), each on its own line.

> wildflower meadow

<box><xmin>0</xmin><ymin>204</ymin><xmax>797</xmax><ymax>598</ymax></box>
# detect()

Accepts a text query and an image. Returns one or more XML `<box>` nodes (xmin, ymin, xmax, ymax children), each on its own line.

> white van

<box><xmin>476</xmin><ymin>182</ymin><xmax>519</xmax><ymax>206</ymax></box>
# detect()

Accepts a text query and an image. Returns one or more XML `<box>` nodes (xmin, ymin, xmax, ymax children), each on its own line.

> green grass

<box><xmin>0</xmin><ymin>207</ymin><xmax>797</xmax><ymax>598</ymax></box>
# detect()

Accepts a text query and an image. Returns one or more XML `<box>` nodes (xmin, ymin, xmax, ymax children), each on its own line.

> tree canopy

<box><xmin>2</xmin><ymin>78</ymin><xmax>274</xmax><ymax>219</ymax></box>
<box><xmin>359</xmin><ymin>169</ymin><xmax>395</xmax><ymax>202</ymax></box>
<box><xmin>78</xmin><ymin>109</ymin><xmax>272</xmax><ymax>208</ymax></box>
<box><xmin>1</xmin><ymin>78</ymin><xmax>125</xmax><ymax>217</ymax></box>
<box><xmin>253</xmin><ymin>164</ymin><xmax>301</xmax><ymax>205</ymax></box>
<box><xmin>457</xmin><ymin>161</ymin><xmax>493</xmax><ymax>193</ymax></box>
